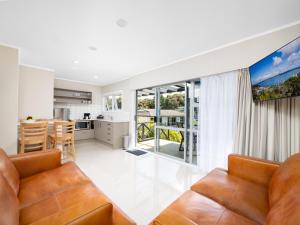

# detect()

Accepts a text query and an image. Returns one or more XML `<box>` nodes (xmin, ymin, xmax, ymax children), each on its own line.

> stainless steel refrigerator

<box><xmin>53</xmin><ymin>108</ymin><xmax>70</xmax><ymax>120</ymax></box>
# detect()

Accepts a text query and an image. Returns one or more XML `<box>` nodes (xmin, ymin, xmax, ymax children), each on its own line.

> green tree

<box><xmin>283</xmin><ymin>73</ymin><xmax>300</xmax><ymax>96</ymax></box>
<box><xmin>138</xmin><ymin>93</ymin><xmax>185</xmax><ymax>110</ymax></box>
<box><xmin>138</xmin><ymin>98</ymin><xmax>155</xmax><ymax>109</ymax></box>
<box><xmin>161</xmin><ymin>93</ymin><xmax>184</xmax><ymax>109</ymax></box>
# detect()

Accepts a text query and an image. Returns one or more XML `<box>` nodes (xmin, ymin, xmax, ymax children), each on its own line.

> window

<box><xmin>105</xmin><ymin>96</ymin><xmax>113</xmax><ymax>111</ymax></box>
<box><xmin>103</xmin><ymin>91</ymin><xmax>123</xmax><ymax>112</ymax></box>
<box><xmin>115</xmin><ymin>94</ymin><xmax>122</xmax><ymax>111</ymax></box>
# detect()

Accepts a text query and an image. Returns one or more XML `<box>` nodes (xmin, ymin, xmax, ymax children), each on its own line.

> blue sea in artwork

<box><xmin>256</xmin><ymin>67</ymin><xmax>300</xmax><ymax>87</ymax></box>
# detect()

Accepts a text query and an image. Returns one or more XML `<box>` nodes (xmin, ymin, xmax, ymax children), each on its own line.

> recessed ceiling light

<box><xmin>116</xmin><ymin>18</ymin><xmax>128</xmax><ymax>28</ymax></box>
<box><xmin>93</xmin><ymin>75</ymin><xmax>99</xmax><ymax>79</ymax></box>
<box><xmin>73</xmin><ymin>60</ymin><xmax>79</xmax><ymax>64</ymax></box>
<box><xmin>88</xmin><ymin>46</ymin><xmax>98</xmax><ymax>51</ymax></box>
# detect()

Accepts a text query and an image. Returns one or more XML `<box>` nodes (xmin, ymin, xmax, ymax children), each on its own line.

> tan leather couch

<box><xmin>150</xmin><ymin>153</ymin><xmax>300</xmax><ymax>225</ymax></box>
<box><xmin>0</xmin><ymin>148</ymin><xmax>136</xmax><ymax>225</ymax></box>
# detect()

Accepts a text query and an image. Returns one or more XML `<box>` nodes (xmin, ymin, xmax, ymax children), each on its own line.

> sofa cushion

<box><xmin>269</xmin><ymin>153</ymin><xmax>300</xmax><ymax>207</ymax></box>
<box><xmin>20</xmin><ymin>183</ymin><xmax>113</xmax><ymax>225</ymax></box>
<box><xmin>266</xmin><ymin>181</ymin><xmax>300</xmax><ymax>225</ymax></box>
<box><xmin>19</xmin><ymin>161</ymin><xmax>90</xmax><ymax>208</ymax></box>
<box><xmin>0</xmin><ymin>148</ymin><xmax>20</xmax><ymax>195</ymax></box>
<box><xmin>0</xmin><ymin>173</ymin><xmax>19</xmax><ymax>225</ymax></box>
<box><xmin>191</xmin><ymin>169</ymin><xmax>268</xmax><ymax>225</ymax></box>
<box><xmin>151</xmin><ymin>190</ymin><xmax>259</xmax><ymax>225</ymax></box>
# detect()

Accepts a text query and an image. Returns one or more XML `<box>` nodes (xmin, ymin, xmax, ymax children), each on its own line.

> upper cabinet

<box><xmin>54</xmin><ymin>88</ymin><xmax>92</xmax><ymax>104</ymax></box>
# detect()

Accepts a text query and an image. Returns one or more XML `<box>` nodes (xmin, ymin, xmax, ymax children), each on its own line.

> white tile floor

<box><xmin>75</xmin><ymin>139</ymin><xmax>206</xmax><ymax>225</ymax></box>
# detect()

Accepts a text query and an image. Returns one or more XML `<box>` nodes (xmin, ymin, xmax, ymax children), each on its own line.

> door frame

<box><xmin>135</xmin><ymin>79</ymin><xmax>199</xmax><ymax>164</ymax></box>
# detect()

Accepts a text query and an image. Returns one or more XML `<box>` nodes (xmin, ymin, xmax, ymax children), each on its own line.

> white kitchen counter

<box><xmin>73</xmin><ymin>119</ymin><xmax>129</xmax><ymax>123</ymax></box>
<box><xmin>93</xmin><ymin>119</ymin><xmax>129</xmax><ymax>123</ymax></box>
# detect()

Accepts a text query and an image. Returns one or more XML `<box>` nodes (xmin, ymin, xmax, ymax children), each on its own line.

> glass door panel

<box><xmin>156</xmin><ymin>82</ymin><xmax>186</xmax><ymax>161</ymax></box>
<box><xmin>156</xmin><ymin>127</ymin><xmax>185</xmax><ymax>160</ymax></box>
<box><xmin>136</xmin><ymin>88</ymin><xmax>156</xmax><ymax>152</ymax></box>
<box><xmin>186</xmin><ymin>80</ymin><xmax>200</xmax><ymax>164</ymax></box>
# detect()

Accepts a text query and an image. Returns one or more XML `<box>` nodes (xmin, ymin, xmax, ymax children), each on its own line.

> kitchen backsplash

<box><xmin>54</xmin><ymin>104</ymin><xmax>130</xmax><ymax>122</ymax></box>
<box><xmin>102</xmin><ymin>111</ymin><xmax>130</xmax><ymax>121</ymax></box>
<box><xmin>54</xmin><ymin>104</ymin><xmax>102</xmax><ymax>120</ymax></box>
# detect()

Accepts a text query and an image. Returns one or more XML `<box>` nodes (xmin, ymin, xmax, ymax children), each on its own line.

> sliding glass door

<box><xmin>136</xmin><ymin>80</ymin><xmax>200</xmax><ymax>165</ymax></box>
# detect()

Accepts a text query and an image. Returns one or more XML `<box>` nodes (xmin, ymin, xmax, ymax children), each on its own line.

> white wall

<box><xmin>103</xmin><ymin>23</ymin><xmax>300</xmax><ymax>108</ymax></box>
<box><xmin>101</xmin><ymin>22</ymin><xmax>300</xmax><ymax>146</ymax></box>
<box><xmin>0</xmin><ymin>45</ymin><xmax>19</xmax><ymax>154</ymax></box>
<box><xmin>19</xmin><ymin>65</ymin><xmax>55</xmax><ymax>120</ymax></box>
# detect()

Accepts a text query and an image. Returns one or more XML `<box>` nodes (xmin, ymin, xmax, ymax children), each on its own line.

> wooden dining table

<box><xmin>18</xmin><ymin>119</ymin><xmax>70</xmax><ymax>129</ymax></box>
<box><xmin>17</xmin><ymin>119</ymin><xmax>71</xmax><ymax>152</ymax></box>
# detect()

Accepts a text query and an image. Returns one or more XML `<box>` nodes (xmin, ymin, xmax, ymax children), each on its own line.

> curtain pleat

<box><xmin>197</xmin><ymin>70</ymin><xmax>238</xmax><ymax>171</ymax></box>
<box><xmin>234</xmin><ymin>69</ymin><xmax>300</xmax><ymax>161</ymax></box>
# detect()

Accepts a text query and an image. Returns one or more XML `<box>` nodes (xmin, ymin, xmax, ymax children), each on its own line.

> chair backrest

<box><xmin>267</xmin><ymin>153</ymin><xmax>300</xmax><ymax>224</ymax></box>
<box><xmin>20</xmin><ymin>122</ymin><xmax>48</xmax><ymax>152</ymax></box>
<box><xmin>53</xmin><ymin>120</ymin><xmax>75</xmax><ymax>139</ymax></box>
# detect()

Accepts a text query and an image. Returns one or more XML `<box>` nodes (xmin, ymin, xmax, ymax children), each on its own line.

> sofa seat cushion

<box><xmin>19</xmin><ymin>162</ymin><xmax>90</xmax><ymax>208</ymax></box>
<box><xmin>151</xmin><ymin>190</ymin><xmax>259</xmax><ymax>225</ymax></box>
<box><xmin>20</xmin><ymin>183</ymin><xmax>113</xmax><ymax>225</ymax></box>
<box><xmin>191</xmin><ymin>169</ymin><xmax>268</xmax><ymax>225</ymax></box>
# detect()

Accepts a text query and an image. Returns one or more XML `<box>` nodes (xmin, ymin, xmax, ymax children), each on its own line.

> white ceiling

<box><xmin>0</xmin><ymin>0</ymin><xmax>300</xmax><ymax>86</ymax></box>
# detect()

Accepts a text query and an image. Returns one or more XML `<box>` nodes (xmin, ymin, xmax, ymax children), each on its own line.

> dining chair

<box><xmin>19</xmin><ymin>121</ymin><xmax>48</xmax><ymax>153</ymax></box>
<box><xmin>49</xmin><ymin>121</ymin><xmax>76</xmax><ymax>160</ymax></box>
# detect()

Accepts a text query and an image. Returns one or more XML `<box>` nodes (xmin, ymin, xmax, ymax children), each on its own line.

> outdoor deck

<box><xmin>137</xmin><ymin>139</ymin><xmax>197</xmax><ymax>164</ymax></box>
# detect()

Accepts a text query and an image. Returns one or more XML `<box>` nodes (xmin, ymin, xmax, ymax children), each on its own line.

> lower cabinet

<box><xmin>75</xmin><ymin>129</ymin><xmax>95</xmax><ymax>141</ymax></box>
<box><xmin>95</xmin><ymin>121</ymin><xmax>129</xmax><ymax>149</ymax></box>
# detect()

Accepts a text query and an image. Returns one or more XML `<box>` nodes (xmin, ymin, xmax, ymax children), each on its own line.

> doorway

<box><xmin>136</xmin><ymin>80</ymin><xmax>200</xmax><ymax>165</ymax></box>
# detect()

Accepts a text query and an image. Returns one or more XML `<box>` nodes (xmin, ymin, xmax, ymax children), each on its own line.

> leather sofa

<box><xmin>0</xmin><ymin>148</ymin><xmax>136</xmax><ymax>225</ymax></box>
<box><xmin>150</xmin><ymin>153</ymin><xmax>300</xmax><ymax>225</ymax></box>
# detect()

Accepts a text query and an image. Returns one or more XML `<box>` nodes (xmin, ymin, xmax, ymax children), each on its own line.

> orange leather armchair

<box><xmin>150</xmin><ymin>153</ymin><xmax>300</xmax><ymax>225</ymax></box>
<box><xmin>0</xmin><ymin>148</ymin><xmax>136</xmax><ymax>225</ymax></box>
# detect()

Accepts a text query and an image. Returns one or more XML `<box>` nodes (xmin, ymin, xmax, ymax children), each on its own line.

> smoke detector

<box><xmin>116</xmin><ymin>19</ymin><xmax>128</xmax><ymax>28</ymax></box>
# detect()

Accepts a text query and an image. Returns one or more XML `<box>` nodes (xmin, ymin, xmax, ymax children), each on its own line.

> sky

<box><xmin>250</xmin><ymin>37</ymin><xmax>300</xmax><ymax>85</ymax></box>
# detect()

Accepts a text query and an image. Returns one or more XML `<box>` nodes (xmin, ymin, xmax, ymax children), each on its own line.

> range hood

<box><xmin>54</xmin><ymin>88</ymin><xmax>92</xmax><ymax>104</ymax></box>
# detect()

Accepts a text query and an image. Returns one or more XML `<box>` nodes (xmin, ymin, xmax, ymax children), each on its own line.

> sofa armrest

<box><xmin>112</xmin><ymin>204</ymin><xmax>136</xmax><ymax>225</ymax></box>
<box><xmin>9</xmin><ymin>149</ymin><xmax>61</xmax><ymax>178</ymax></box>
<box><xmin>228</xmin><ymin>154</ymin><xmax>280</xmax><ymax>186</ymax></box>
<box><xmin>150</xmin><ymin>209</ymin><xmax>197</xmax><ymax>225</ymax></box>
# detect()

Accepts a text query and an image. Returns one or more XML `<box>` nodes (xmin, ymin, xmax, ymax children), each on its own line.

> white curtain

<box><xmin>197</xmin><ymin>70</ymin><xmax>239</xmax><ymax>172</ymax></box>
<box><xmin>234</xmin><ymin>69</ymin><xmax>300</xmax><ymax>161</ymax></box>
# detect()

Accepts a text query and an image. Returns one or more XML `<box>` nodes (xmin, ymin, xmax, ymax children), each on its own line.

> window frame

<box><xmin>103</xmin><ymin>91</ymin><xmax>123</xmax><ymax>112</ymax></box>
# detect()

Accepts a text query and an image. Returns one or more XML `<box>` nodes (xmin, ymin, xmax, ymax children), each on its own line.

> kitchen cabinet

<box><xmin>75</xmin><ymin>129</ymin><xmax>95</xmax><ymax>141</ymax></box>
<box><xmin>94</xmin><ymin>120</ymin><xmax>129</xmax><ymax>148</ymax></box>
